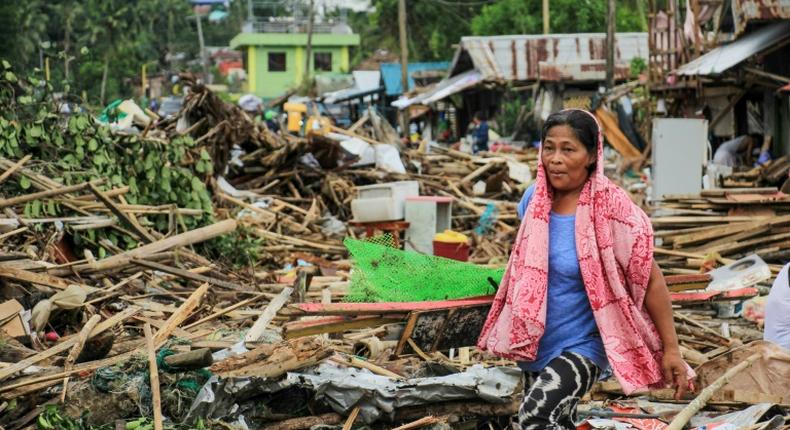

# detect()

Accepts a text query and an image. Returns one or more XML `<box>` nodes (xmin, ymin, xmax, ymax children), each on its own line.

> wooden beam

<box><xmin>286</xmin><ymin>297</ymin><xmax>494</xmax><ymax>317</ymax></box>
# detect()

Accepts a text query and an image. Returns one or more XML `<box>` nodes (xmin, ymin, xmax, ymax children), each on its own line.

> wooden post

<box><xmin>542</xmin><ymin>0</ymin><xmax>550</xmax><ymax>34</ymax></box>
<box><xmin>143</xmin><ymin>324</ymin><xmax>164</xmax><ymax>430</ymax></box>
<box><xmin>195</xmin><ymin>13</ymin><xmax>209</xmax><ymax>81</ymax></box>
<box><xmin>398</xmin><ymin>0</ymin><xmax>410</xmax><ymax>137</ymax></box>
<box><xmin>606</xmin><ymin>0</ymin><xmax>616</xmax><ymax>89</ymax></box>
<box><xmin>303</xmin><ymin>0</ymin><xmax>315</xmax><ymax>87</ymax></box>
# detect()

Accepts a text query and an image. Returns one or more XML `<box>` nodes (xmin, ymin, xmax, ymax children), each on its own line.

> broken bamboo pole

<box><xmin>143</xmin><ymin>324</ymin><xmax>164</xmax><ymax>430</ymax></box>
<box><xmin>666</xmin><ymin>353</ymin><xmax>762</xmax><ymax>430</ymax></box>
<box><xmin>0</xmin><ymin>179</ymin><xmax>104</xmax><ymax>209</ymax></box>
<box><xmin>0</xmin><ymin>155</ymin><xmax>32</xmax><ymax>185</ymax></box>
<box><xmin>162</xmin><ymin>348</ymin><xmax>213</xmax><ymax>370</ymax></box>
<box><xmin>75</xmin><ymin>219</ymin><xmax>237</xmax><ymax>273</ymax></box>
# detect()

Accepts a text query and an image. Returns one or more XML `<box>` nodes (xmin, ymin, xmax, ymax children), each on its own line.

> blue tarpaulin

<box><xmin>379</xmin><ymin>62</ymin><xmax>449</xmax><ymax>96</ymax></box>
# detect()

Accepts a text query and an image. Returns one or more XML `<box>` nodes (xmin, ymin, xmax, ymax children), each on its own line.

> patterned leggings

<box><xmin>518</xmin><ymin>352</ymin><xmax>601</xmax><ymax>430</ymax></box>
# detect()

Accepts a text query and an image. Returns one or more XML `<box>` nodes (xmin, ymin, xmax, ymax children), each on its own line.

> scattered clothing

<box><xmin>765</xmin><ymin>263</ymin><xmax>790</xmax><ymax>350</ymax></box>
<box><xmin>519</xmin><ymin>352</ymin><xmax>601</xmax><ymax>430</ymax></box>
<box><xmin>516</xmin><ymin>185</ymin><xmax>608</xmax><ymax>374</ymax></box>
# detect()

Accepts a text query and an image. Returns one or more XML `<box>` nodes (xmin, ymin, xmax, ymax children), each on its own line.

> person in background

<box><xmin>712</xmin><ymin>134</ymin><xmax>761</xmax><ymax>167</ymax></box>
<box><xmin>478</xmin><ymin>109</ymin><xmax>692</xmax><ymax>430</ymax></box>
<box><xmin>264</xmin><ymin>110</ymin><xmax>279</xmax><ymax>133</ymax></box>
<box><xmin>765</xmin><ymin>263</ymin><xmax>790</xmax><ymax>351</ymax></box>
<box><xmin>471</xmin><ymin>110</ymin><xmax>489</xmax><ymax>154</ymax></box>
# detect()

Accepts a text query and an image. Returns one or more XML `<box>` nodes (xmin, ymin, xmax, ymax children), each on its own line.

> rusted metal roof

<box><xmin>674</xmin><ymin>21</ymin><xmax>790</xmax><ymax>76</ymax></box>
<box><xmin>449</xmin><ymin>33</ymin><xmax>648</xmax><ymax>82</ymax></box>
<box><xmin>732</xmin><ymin>0</ymin><xmax>790</xmax><ymax>35</ymax></box>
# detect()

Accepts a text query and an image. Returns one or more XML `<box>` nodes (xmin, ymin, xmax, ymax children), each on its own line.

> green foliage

<box><xmin>37</xmin><ymin>405</ymin><xmax>112</xmax><ymax>430</ymax></box>
<box><xmin>630</xmin><ymin>57</ymin><xmax>647</xmax><ymax>78</ymax></box>
<box><xmin>0</xmin><ymin>62</ymin><xmax>213</xmax><ymax>255</ymax></box>
<box><xmin>0</xmin><ymin>0</ymin><xmax>246</xmax><ymax>105</ymax></box>
<box><xmin>36</xmin><ymin>406</ymin><xmax>214</xmax><ymax>430</ymax></box>
<box><xmin>471</xmin><ymin>0</ymin><xmax>646</xmax><ymax>36</ymax></box>
<box><xmin>348</xmin><ymin>0</ymin><xmax>482</xmax><ymax>62</ymax></box>
<box><xmin>203</xmin><ymin>226</ymin><xmax>263</xmax><ymax>268</ymax></box>
<box><xmin>498</xmin><ymin>91</ymin><xmax>533</xmax><ymax>137</ymax></box>
<box><xmin>348</xmin><ymin>0</ymin><xmax>648</xmax><ymax>65</ymax></box>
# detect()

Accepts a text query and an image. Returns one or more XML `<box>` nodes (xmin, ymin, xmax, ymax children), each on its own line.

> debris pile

<box><xmin>0</xmin><ymin>64</ymin><xmax>787</xmax><ymax>430</ymax></box>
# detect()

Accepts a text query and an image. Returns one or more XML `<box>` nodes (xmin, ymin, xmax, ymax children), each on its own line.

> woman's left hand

<box><xmin>662</xmin><ymin>349</ymin><xmax>689</xmax><ymax>400</ymax></box>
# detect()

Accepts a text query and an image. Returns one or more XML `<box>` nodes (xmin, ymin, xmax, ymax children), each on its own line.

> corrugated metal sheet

<box><xmin>733</xmin><ymin>0</ymin><xmax>790</xmax><ymax>35</ymax></box>
<box><xmin>379</xmin><ymin>62</ymin><xmax>450</xmax><ymax>96</ymax></box>
<box><xmin>675</xmin><ymin>21</ymin><xmax>790</xmax><ymax>76</ymax></box>
<box><xmin>391</xmin><ymin>70</ymin><xmax>482</xmax><ymax>108</ymax></box>
<box><xmin>451</xmin><ymin>33</ymin><xmax>648</xmax><ymax>82</ymax></box>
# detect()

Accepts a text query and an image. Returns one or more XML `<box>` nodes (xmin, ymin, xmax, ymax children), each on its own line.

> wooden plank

<box><xmin>395</xmin><ymin>312</ymin><xmax>420</xmax><ymax>356</ymax></box>
<box><xmin>287</xmin><ymin>296</ymin><xmax>495</xmax><ymax>316</ymax></box>
<box><xmin>283</xmin><ymin>315</ymin><xmax>405</xmax><ymax>339</ymax></box>
<box><xmin>594</xmin><ymin>107</ymin><xmax>641</xmax><ymax>159</ymax></box>
<box><xmin>710</xmin><ymin>231</ymin><xmax>790</xmax><ymax>256</ymax></box>
<box><xmin>684</xmin><ymin>225</ymin><xmax>771</xmax><ymax>252</ymax></box>
<box><xmin>652</xmin><ymin>216</ymin><xmax>767</xmax><ymax>225</ymax></box>
<box><xmin>153</xmin><ymin>283</ymin><xmax>209</xmax><ymax>346</ymax></box>
<box><xmin>245</xmin><ymin>287</ymin><xmax>294</xmax><ymax>344</ymax></box>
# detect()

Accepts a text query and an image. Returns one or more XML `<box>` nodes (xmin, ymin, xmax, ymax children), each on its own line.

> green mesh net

<box><xmin>344</xmin><ymin>236</ymin><xmax>504</xmax><ymax>302</ymax></box>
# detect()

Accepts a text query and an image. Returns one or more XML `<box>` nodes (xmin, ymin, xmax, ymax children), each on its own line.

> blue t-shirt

<box><xmin>516</xmin><ymin>185</ymin><xmax>609</xmax><ymax>373</ymax></box>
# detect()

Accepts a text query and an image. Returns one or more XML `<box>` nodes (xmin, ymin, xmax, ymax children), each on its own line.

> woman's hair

<box><xmin>541</xmin><ymin>110</ymin><xmax>599</xmax><ymax>155</ymax></box>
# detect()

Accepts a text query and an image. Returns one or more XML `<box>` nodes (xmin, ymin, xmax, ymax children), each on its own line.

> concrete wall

<box><xmin>248</xmin><ymin>45</ymin><xmax>350</xmax><ymax>98</ymax></box>
<box><xmin>232</xmin><ymin>33</ymin><xmax>359</xmax><ymax>99</ymax></box>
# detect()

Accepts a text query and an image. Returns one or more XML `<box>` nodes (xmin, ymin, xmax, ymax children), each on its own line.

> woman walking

<box><xmin>478</xmin><ymin>109</ymin><xmax>693</xmax><ymax>430</ymax></box>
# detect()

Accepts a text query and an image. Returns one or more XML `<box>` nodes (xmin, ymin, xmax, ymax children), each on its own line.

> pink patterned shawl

<box><xmin>477</xmin><ymin>109</ymin><xmax>681</xmax><ymax>395</ymax></box>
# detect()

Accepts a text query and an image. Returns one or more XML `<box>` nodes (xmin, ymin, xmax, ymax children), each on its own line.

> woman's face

<box><xmin>541</xmin><ymin>125</ymin><xmax>595</xmax><ymax>192</ymax></box>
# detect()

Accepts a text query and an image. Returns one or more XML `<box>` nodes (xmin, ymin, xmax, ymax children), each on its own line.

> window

<box><xmin>268</xmin><ymin>52</ymin><xmax>286</xmax><ymax>72</ymax></box>
<box><xmin>314</xmin><ymin>52</ymin><xmax>332</xmax><ymax>72</ymax></box>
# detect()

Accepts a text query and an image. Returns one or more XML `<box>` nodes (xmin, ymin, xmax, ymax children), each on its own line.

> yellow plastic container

<box><xmin>284</xmin><ymin>102</ymin><xmax>307</xmax><ymax>133</ymax></box>
<box><xmin>433</xmin><ymin>230</ymin><xmax>468</xmax><ymax>244</ymax></box>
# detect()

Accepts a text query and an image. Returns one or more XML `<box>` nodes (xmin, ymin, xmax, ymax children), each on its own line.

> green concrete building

<box><xmin>230</xmin><ymin>33</ymin><xmax>360</xmax><ymax>99</ymax></box>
